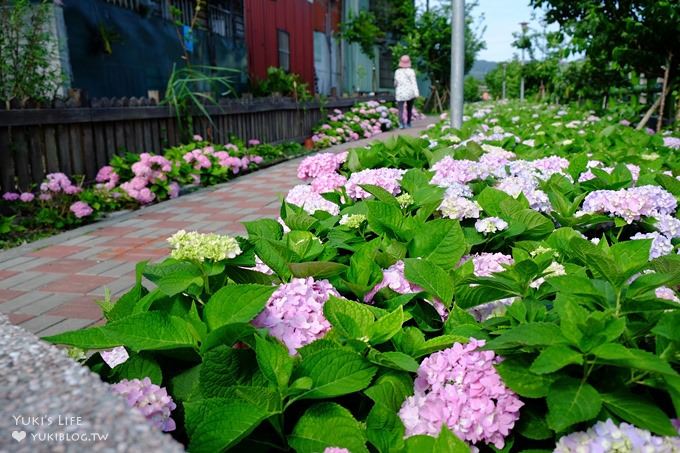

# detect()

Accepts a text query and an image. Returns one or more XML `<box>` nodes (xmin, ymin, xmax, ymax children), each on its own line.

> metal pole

<box><xmin>450</xmin><ymin>0</ymin><xmax>464</xmax><ymax>129</ymax></box>
<box><xmin>502</xmin><ymin>63</ymin><xmax>506</xmax><ymax>100</ymax></box>
<box><xmin>520</xmin><ymin>47</ymin><xmax>525</xmax><ymax>101</ymax></box>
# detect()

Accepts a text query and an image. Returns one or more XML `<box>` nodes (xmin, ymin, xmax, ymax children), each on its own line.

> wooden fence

<box><xmin>0</xmin><ymin>95</ymin><xmax>390</xmax><ymax>192</ymax></box>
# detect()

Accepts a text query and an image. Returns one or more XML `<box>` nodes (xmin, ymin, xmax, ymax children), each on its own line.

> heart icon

<box><xmin>12</xmin><ymin>431</ymin><xmax>26</xmax><ymax>442</ymax></box>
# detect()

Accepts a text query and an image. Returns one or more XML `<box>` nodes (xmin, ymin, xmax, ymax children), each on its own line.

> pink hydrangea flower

<box><xmin>19</xmin><ymin>192</ymin><xmax>34</xmax><ymax>202</ymax></box>
<box><xmin>252</xmin><ymin>278</ymin><xmax>339</xmax><ymax>355</ymax></box>
<box><xmin>168</xmin><ymin>182</ymin><xmax>180</xmax><ymax>199</ymax></box>
<box><xmin>364</xmin><ymin>260</ymin><xmax>447</xmax><ymax>319</ymax></box>
<box><xmin>581</xmin><ymin>186</ymin><xmax>677</xmax><ymax>223</ymax></box>
<box><xmin>286</xmin><ymin>184</ymin><xmax>340</xmax><ymax>215</ymax></box>
<box><xmin>100</xmin><ymin>346</ymin><xmax>129</xmax><ymax>368</ymax></box>
<box><xmin>398</xmin><ymin>339</ymin><xmax>523</xmax><ymax>449</ymax></box>
<box><xmin>344</xmin><ymin>168</ymin><xmax>406</xmax><ymax>199</ymax></box>
<box><xmin>2</xmin><ymin>192</ymin><xmax>20</xmax><ymax>201</ymax></box>
<box><xmin>431</xmin><ymin>157</ymin><xmax>483</xmax><ymax>186</ymax></box>
<box><xmin>297</xmin><ymin>153</ymin><xmax>344</xmax><ymax>180</ymax></box>
<box><xmin>248</xmin><ymin>139</ymin><xmax>261</xmax><ymax>146</ymax></box>
<box><xmin>311</xmin><ymin>172</ymin><xmax>347</xmax><ymax>193</ymax></box>
<box><xmin>462</xmin><ymin>253</ymin><xmax>514</xmax><ymax>277</ymax></box>
<box><xmin>69</xmin><ymin>201</ymin><xmax>93</xmax><ymax>218</ymax></box>
<box><xmin>324</xmin><ymin>448</ymin><xmax>350</xmax><ymax>453</ymax></box>
<box><xmin>96</xmin><ymin>166</ymin><xmax>120</xmax><ymax>190</ymax></box>
<box><xmin>110</xmin><ymin>378</ymin><xmax>176</xmax><ymax>432</ymax></box>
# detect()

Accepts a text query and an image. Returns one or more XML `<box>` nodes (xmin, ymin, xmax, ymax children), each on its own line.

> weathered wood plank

<box><xmin>134</xmin><ymin>121</ymin><xmax>144</xmax><ymax>153</ymax></box>
<box><xmin>13</xmin><ymin>129</ymin><xmax>31</xmax><ymax>190</ymax></box>
<box><xmin>56</xmin><ymin>124</ymin><xmax>72</xmax><ymax>175</ymax></box>
<box><xmin>81</xmin><ymin>125</ymin><xmax>97</xmax><ymax>180</ymax></box>
<box><xmin>0</xmin><ymin>128</ymin><xmax>15</xmax><ymax>192</ymax></box>
<box><xmin>28</xmin><ymin>126</ymin><xmax>46</xmax><ymax>184</ymax></box>
<box><xmin>104</xmin><ymin>123</ymin><xmax>116</xmax><ymax>161</ymax></box>
<box><xmin>69</xmin><ymin>124</ymin><xmax>84</xmax><ymax>176</ymax></box>
<box><xmin>43</xmin><ymin>126</ymin><xmax>60</xmax><ymax>173</ymax></box>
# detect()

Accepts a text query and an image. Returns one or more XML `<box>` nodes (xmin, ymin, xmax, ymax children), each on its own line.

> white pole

<box><xmin>520</xmin><ymin>47</ymin><xmax>525</xmax><ymax>101</ymax></box>
<box><xmin>450</xmin><ymin>0</ymin><xmax>464</xmax><ymax>129</ymax></box>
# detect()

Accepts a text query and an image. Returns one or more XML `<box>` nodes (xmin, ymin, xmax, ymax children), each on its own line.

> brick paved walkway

<box><xmin>0</xmin><ymin>118</ymin><xmax>435</xmax><ymax>336</ymax></box>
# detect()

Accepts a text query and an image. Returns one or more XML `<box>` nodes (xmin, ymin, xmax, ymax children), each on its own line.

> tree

<box><xmin>391</xmin><ymin>0</ymin><xmax>486</xmax><ymax>111</ymax></box>
<box><xmin>485</xmin><ymin>61</ymin><xmax>522</xmax><ymax>100</ymax></box>
<box><xmin>529</xmin><ymin>0</ymin><xmax>679</xmax><ymax>127</ymax></box>
<box><xmin>463</xmin><ymin>76</ymin><xmax>480</xmax><ymax>102</ymax></box>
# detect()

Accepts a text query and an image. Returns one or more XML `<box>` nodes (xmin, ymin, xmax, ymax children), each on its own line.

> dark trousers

<box><xmin>397</xmin><ymin>99</ymin><xmax>415</xmax><ymax>126</ymax></box>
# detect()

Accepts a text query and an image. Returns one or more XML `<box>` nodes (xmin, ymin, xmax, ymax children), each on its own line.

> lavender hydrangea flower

<box><xmin>662</xmin><ymin>136</ymin><xmax>680</xmax><ymax>150</ymax></box>
<box><xmin>580</xmin><ymin>186</ymin><xmax>677</xmax><ymax>224</ymax></box>
<box><xmin>630</xmin><ymin>232</ymin><xmax>674</xmax><ymax>260</ymax></box>
<box><xmin>656</xmin><ymin>287</ymin><xmax>679</xmax><ymax>303</ymax></box>
<box><xmin>69</xmin><ymin>201</ymin><xmax>93</xmax><ymax>218</ymax></box>
<box><xmin>654</xmin><ymin>214</ymin><xmax>680</xmax><ymax>239</ymax></box>
<box><xmin>439</xmin><ymin>193</ymin><xmax>481</xmax><ymax>220</ymax></box>
<box><xmin>344</xmin><ymin>168</ymin><xmax>406</xmax><ymax>199</ymax></box>
<box><xmin>323</xmin><ymin>448</ymin><xmax>350</xmax><ymax>453</ymax></box>
<box><xmin>554</xmin><ymin>419</ymin><xmax>680</xmax><ymax>452</ymax></box>
<box><xmin>462</xmin><ymin>253</ymin><xmax>514</xmax><ymax>277</ymax></box>
<box><xmin>431</xmin><ymin>157</ymin><xmax>483</xmax><ymax>186</ymax></box>
<box><xmin>398</xmin><ymin>339</ymin><xmax>523</xmax><ymax>449</ymax></box>
<box><xmin>252</xmin><ymin>278</ymin><xmax>339</xmax><ymax>355</ymax></box>
<box><xmin>110</xmin><ymin>378</ymin><xmax>177</xmax><ymax>432</ymax></box>
<box><xmin>100</xmin><ymin>346</ymin><xmax>129</xmax><ymax>368</ymax></box>
<box><xmin>2</xmin><ymin>192</ymin><xmax>20</xmax><ymax>201</ymax></box>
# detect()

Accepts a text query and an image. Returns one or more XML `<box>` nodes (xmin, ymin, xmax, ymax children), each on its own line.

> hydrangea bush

<box><xmin>46</xmin><ymin>100</ymin><xmax>680</xmax><ymax>452</ymax></box>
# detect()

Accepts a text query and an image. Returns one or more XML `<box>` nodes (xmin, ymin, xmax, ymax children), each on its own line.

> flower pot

<box><xmin>304</xmin><ymin>138</ymin><xmax>314</xmax><ymax>150</ymax></box>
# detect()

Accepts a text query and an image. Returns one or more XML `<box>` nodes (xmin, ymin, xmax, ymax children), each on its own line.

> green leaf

<box><xmin>484</xmin><ymin>322</ymin><xmax>567</xmax><ymax>350</ymax></box>
<box><xmin>403</xmin><ymin>258</ymin><xmax>454</xmax><ymax>303</ymax></box>
<box><xmin>510</xmin><ymin>209</ymin><xmax>555</xmax><ymax>239</ymax></box>
<box><xmin>517</xmin><ymin>405</ymin><xmax>553</xmax><ymax>440</ymax></box>
<box><xmin>289</xmin><ymin>261</ymin><xmax>348</xmax><ymax>279</ymax></box>
<box><xmin>415</xmin><ymin>335</ymin><xmax>469</xmax><ymax>358</ymax></box>
<box><xmin>590</xmin><ymin>343</ymin><xmax>679</xmax><ymax>377</ymax></box>
<box><xmin>107</xmin><ymin>261</ymin><xmax>148</xmax><ymax>321</ymax></box>
<box><xmin>243</xmin><ymin>218</ymin><xmax>283</xmax><ymax>240</ymax></box>
<box><xmin>602</xmin><ymin>391</ymin><xmax>677</xmax><ymax>436</ymax></box>
<box><xmin>360</xmin><ymin>184</ymin><xmax>400</xmax><ymax>205</ymax></box>
<box><xmin>364</xmin><ymin>373</ymin><xmax>413</xmax><ymax>411</ymax></box>
<box><xmin>204</xmin><ymin>284</ymin><xmax>276</xmax><ymax>331</ymax></box>
<box><xmin>407</xmin><ymin>219</ymin><xmax>466</xmax><ymax>270</ymax></box>
<box><xmin>255</xmin><ymin>335</ymin><xmax>294</xmax><ymax>390</ymax></box>
<box><xmin>404</xmin><ymin>426</ymin><xmax>469</xmax><ymax>453</ymax></box>
<box><xmin>200</xmin><ymin>347</ymin><xmax>265</xmax><ymax>397</ymax></box>
<box><xmin>546</xmin><ymin>377</ymin><xmax>602</xmax><ymax>432</ymax></box>
<box><xmin>366</xmin><ymin>201</ymin><xmax>408</xmax><ymax>239</ymax></box>
<box><xmin>144</xmin><ymin>261</ymin><xmax>203</xmax><ymax>296</ymax></box>
<box><xmin>288</xmin><ymin>403</ymin><xmax>369</xmax><ymax>453</ymax></box>
<box><xmin>324</xmin><ymin>296</ymin><xmax>374</xmax><ymax>339</ymax></box>
<box><xmin>370</xmin><ymin>306</ymin><xmax>404</xmax><ymax>345</ymax></box>
<box><xmin>530</xmin><ymin>345</ymin><xmax>583</xmax><ymax>374</ymax></box>
<box><xmin>253</xmin><ymin>237</ymin><xmax>294</xmax><ymax>280</ymax></box>
<box><xmin>184</xmin><ymin>398</ymin><xmax>271</xmax><ymax>453</ymax></box>
<box><xmin>495</xmin><ymin>357</ymin><xmax>555</xmax><ymax>398</ymax></box>
<box><xmin>110</xmin><ymin>352</ymin><xmax>162</xmax><ymax>385</ymax></box>
<box><xmin>477</xmin><ymin>187</ymin><xmax>522</xmax><ymax>217</ymax></box>
<box><xmin>368</xmin><ymin>350</ymin><xmax>419</xmax><ymax>372</ymax></box>
<box><xmin>294</xmin><ymin>349</ymin><xmax>377</xmax><ymax>400</ymax></box>
<box><xmin>652</xmin><ymin>311</ymin><xmax>680</xmax><ymax>341</ymax></box>
<box><xmin>43</xmin><ymin>312</ymin><xmax>197</xmax><ymax>351</ymax></box>
<box><xmin>610</xmin><ymin>239</ymin><xmax>652</xmax><ymax>278</ymax></box>
<box><xmin>200</xmin><ymin>322</ymin><xmax>256</xmax><ymax>354</ymax></box>
<box><xmin>286</xmin><ymin>230</ymin><xmax>325</xmax><ymax>261</ymax></box>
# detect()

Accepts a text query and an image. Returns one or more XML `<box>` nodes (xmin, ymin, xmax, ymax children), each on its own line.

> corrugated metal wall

<box><xmin>244</xmin><ymin>0</ymin><xmax>315</xmax><ymax>88</ymax></box>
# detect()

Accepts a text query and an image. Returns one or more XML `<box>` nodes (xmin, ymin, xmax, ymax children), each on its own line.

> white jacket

<box><xmin>394</xmin><ymin>68</ymin><xmax>419</xmax><ymax>101</ymax></box>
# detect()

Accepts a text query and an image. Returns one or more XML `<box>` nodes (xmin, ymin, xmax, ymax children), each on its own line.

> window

<box><xmin>278</xmin><ymin>30</ymin><xmax>290</xmax><ymax>71</ymax></box>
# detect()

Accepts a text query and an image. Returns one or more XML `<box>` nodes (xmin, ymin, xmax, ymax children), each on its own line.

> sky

<box><xmin>415</xmin><ymin>0</ymin><xmax>550</xmax><ymax>62</ymax></box>
<box><xmin>474</xmin><ymin>0</ymin><xmax>546</xmax><ymax>62</ymax></box>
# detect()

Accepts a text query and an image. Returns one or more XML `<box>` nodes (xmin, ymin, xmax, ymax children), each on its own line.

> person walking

<box><xmin>394</xmin><ymin>55</ymin><xmax>419</xmax><ymax>129</ymax></box>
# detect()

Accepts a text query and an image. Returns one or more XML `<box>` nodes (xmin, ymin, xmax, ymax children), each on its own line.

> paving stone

<box><xmin>10</xmin><ymin>273</ymin><xmax>64</xmax><ymax>291</ymax></box>
<box><xmin>0</xmin><ymin>271</ymin><xmax>42</xmax><ymax>289</ymax></box>
<box><xmin>36</xmin><ymin>317</ymin><xmax>95</xmax><ymax>336</ymax></box>
<box><xmin>15</xmin><ymin>293</ymin><xmax>78</xmax><ymax>316</ymax></box>
<box><xmin>17</xmin><ymin>314</ymin><xmax>65</xmax><ymax>333</ymax></box>
<box><xmin>68</xmin><ymin>246</ymin><xmax>109</xmax><ymax>260</ymax></box>
<box><xmin>39</xmin><ymin>275</ymin><xmax>115</xmax><ymax>293</ymax></box>
<box><xmin>0</xmin><ymin>292</ymin><xmax>51</xmax><ymax>313</ymax></box>
<box><xmin>78</xmin><ymin>259</ymin><xmax>127</xmax><ymax>276</ymax></box>
<box><xmin>0</xmin><ymin>256</ymin><xmax>36</xmax><ymax>270</ymax></box>
<box><xmin>9</xmin><ymin>257</ymin><xmax>57</xmax><ymax>272</ymax></box>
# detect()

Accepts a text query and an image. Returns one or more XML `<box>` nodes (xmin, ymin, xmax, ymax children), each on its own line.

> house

<box><xmin>51</xmin><ymin>0</ymin><xmax>248</xmax><ymax>98</ymax></box>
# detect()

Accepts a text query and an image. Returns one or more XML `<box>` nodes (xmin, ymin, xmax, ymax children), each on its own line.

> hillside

<box><xmin>469</xmin><ymin>60</ymin><xmax>498</xmax><ymax>80</ymax></box>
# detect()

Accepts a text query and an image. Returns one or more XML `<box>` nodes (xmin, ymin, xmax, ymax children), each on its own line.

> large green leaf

<box><xmin>484</xmin><ymin>322</ymin><xmax>568</xmax><ymax>350</ymax></box>
<box><xmin>324</xmin><ymin>296</ymin><xmax>374</xmax><ymax>339</ymax></box>
<box><xmin>255</xmin><ymin>335</ymin><xmax>294</xmax><ymax>390</ymax></box>
<box><xmin>110</xmin><ymin>352</ymin><xmax>162</xmax><ymax>384</ymax></box>
<box><xmin>404</xmin><ymin>426</ymin><xmax>469</xmax><ymax>453</ymax></box>
<box><xmin>407</xmin><ymin>219</ymin><xmax>466</xmax><ymax>270</ymax></box>
<box><xmin>366</xmin><ymin>201</ymin><xmax>409</xmax><ymax>239</ymax></box>
<box><xmin>495</xmin><ymin>357</ymin><xmax>556</xmax><ymax>398</ymax></box>
<box><xmin>370</xmin><ymin>306</ymin><xmax>404</xmax><ymax>345</ymax></box>
<box><xmin>652</xmin><ymin>312</ymin><xmax>680</xmax><ymax>342</ymax></box>
<box><xmin>289</xmin><ymin>261</ymin><xmax>348</xmax><ymax>279</ymax></box>
<box><xmin>546</xmin><ymin>377</ymin><xmax>601</xmax><ymax>432</ymax></box>
<box><xmin>253</xmin><ymin>237</ymin><xmax>294</xmax><ymax>280</ymax></box>
<box><xmin>294</xmin><ymin>349</ymin><xmax>377</xmax><ymax>400</ymax></box>
<box><xmin>530</xmin><ymin>344</ymin><xmax>583</xmax><ymax>374</ymax></box>
<box><xmin>204</xmin><ymin>284</ymin><xmax>276</xmax><ymax>330</ymax></box>
<box><xmin>43</xmin><ymin>312</ymin><xmax>197</xmax><ymax>351</ymax></box>
<box><xmin>144</xmin><ymin>260</ymin><xmax>203</xmax><ymax>296</ymax></box>
<box><xmin>199</xmin><ymin>347</ymin><xmax>265</xmax><ymax>397</ymax></box>
<box><xmin>184</xmin><ymin>398</ymin><xmax>272</xmax><ymax>453</ymax></box>
<box><xmin>590</xmin><ymin>343</ymin><xmax>679</xmax><ymax>377</ymax></box>
<box><xmin>602</xmin><ymin>391</ymin><xmax>677</xmax><ymax>436</ymax></box>
<box><xmin>288</xmin><ymin>403</ymin><xmax>369</xmax><ymax>453</ymax></box>
<box><xmin>403</xmin><ymin>258</ymin><xmax>454</xmax><ymax>303</ymax></box>
<box><xmin>243</xmin><ymin>218</ymin><xmax>284</xmax><ymax>240</ymax></box>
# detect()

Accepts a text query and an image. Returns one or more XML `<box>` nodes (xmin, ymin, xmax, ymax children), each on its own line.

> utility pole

<box><xmin>519</xmin><ymin>21</ymin><xmax>528</xmax><ymax>101</ymax></box>
<box><xmin>450</xmin><ymin>0</ymin><xmax>464</xmax><ymax>129</ymax></box>
<box><xmin>502</xmin><ymin>63</ymin><xmax>506</xmax><ymax>99</ymax></box>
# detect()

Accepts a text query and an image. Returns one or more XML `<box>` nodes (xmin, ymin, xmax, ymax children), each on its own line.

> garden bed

<box><xmin>1</xmin><ymin>100</ymin><xmax>408</xmax><ymax>250</ymax></box>
<box><xmin>43</xmin><ymin>100</ymin><xmax>680</xmax><ymax>452</ymax></box>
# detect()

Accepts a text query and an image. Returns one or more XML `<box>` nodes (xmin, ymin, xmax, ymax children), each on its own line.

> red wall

<box><xmin>312</xmin><ymin>0</ymin><xmax>341</xmax><ymax>33</ymax></box>
<box><xmin>245</xmin><ymin>0</ymin><xmax>315</xmax><ymax>88</ymax></box>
